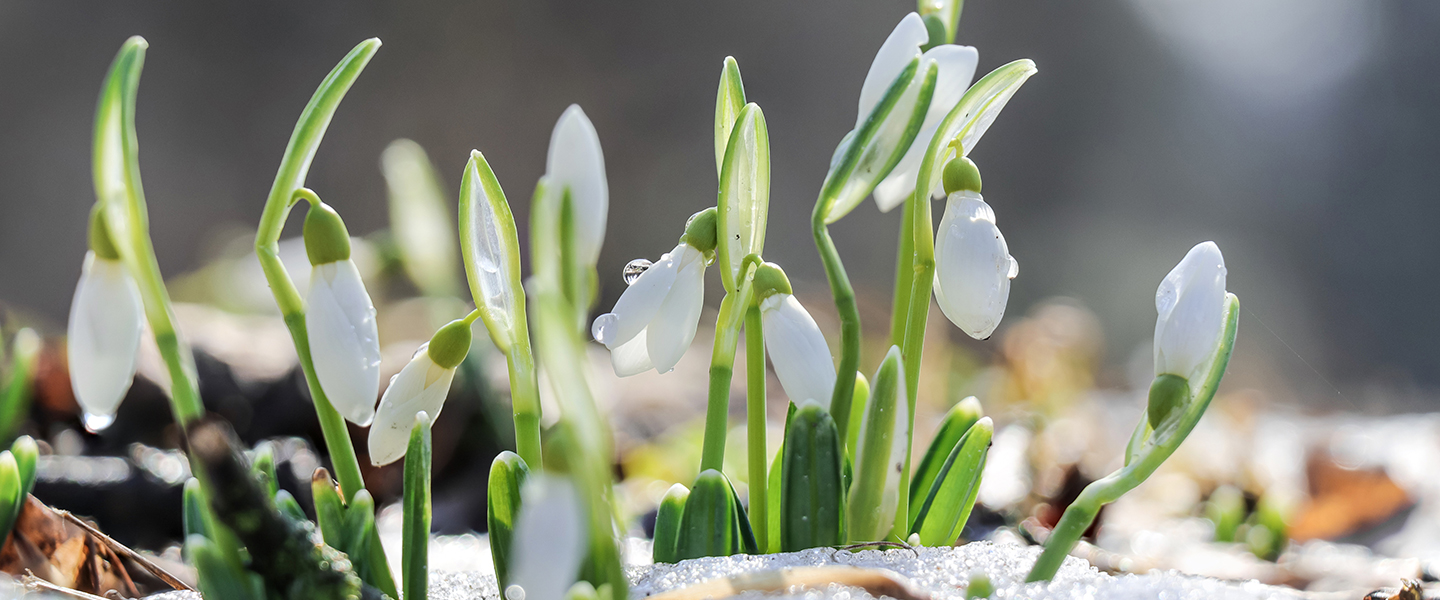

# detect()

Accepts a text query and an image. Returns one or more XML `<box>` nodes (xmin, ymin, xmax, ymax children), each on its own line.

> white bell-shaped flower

<box><xmin>855</xmin><ymin>13</ymin><xmax>979</xmax><ymax>213</ymax></box>
<box><xmin>368</xmin><ymin>342</ymin><xmax>457</xmax><ymax>466</ymax></box>
<box><xmin>546</xmin><ymin>105</ymin><xmax>609</xmax><ymax>266</ymax></box>
<box><xmin>305</xmin><ymin>259</ymin><xmax>381</xmax><ymax>426</ymax></box>
<box><xmin>1153</xmin><ymin>241</ymin><xmax>1228</xmax><ymax>383</ymax></box>
<box><xmin>933</xmin><ymin>191</ymin><xmax>1016</xmax><ymax>340</ymax></box>
<box><xmin>866</xmin><ymin>23</ymin><xmax>979</xmax><ymax>211</ymax></box>
<box><xmin>506</xmin><ymin>474</ymin><xmax>586</xmax><ymax>600</ymax></box>
<box><xmin>592</xmin><ymin>242</ymin><xmax>706</xmax><ymax>377</ymax></box>
<box><xmin>760</xmin><ymin>293</ymin><xmax>837</xmax><ymax>409</ymax></box>
<box><xmin>67</xmin><ymin>252</ymin><xmax>144</xmax><ymax>432</ymax></box>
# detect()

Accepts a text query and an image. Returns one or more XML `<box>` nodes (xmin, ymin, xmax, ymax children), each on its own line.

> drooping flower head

<box><xmin>302</xmin><ymin>200</ymin><xmax>382</xmax><ymax>427</ymax></box>
<box><xmin>932</xmin><ymin>157</ymin><xmax>1015</xmax><ymax>340</ymax></box>
<box><xmin>592</xmin><ymin>208</ymin><xmax>716</xmax><ymax>376</ymax></box>
<box><xmin>754</xmin><ymin>263</ymin><xmax>837</xmax><ymax>408</ymax></box>
<box><xmin>368</xmin><ymin>318</ymin><xmax>472</xmax><ymax>465</ymax></box>
<box><xmin>67</xmin><ymin>205</ymin><xmax>144</xmax><ymax>432</ymax></box>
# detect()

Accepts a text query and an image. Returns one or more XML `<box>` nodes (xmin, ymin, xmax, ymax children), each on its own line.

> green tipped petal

<box><xmin>716</xmin><ymin>103</ymin><xmax>770</xmax><ymax>293</ymax></box>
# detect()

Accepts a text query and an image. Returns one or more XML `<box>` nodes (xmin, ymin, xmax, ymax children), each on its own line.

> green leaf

<box><xmin>846</xmin><ymin>347</ymin><xmax>908</xmax><ymax>542</ymax></box>
<box><xmin>820</xmin><ymin>58</ymin><xmax>936</xmax><ymax>224</ymax></box>
<box><xmin>345</xmin><ymin>490</ymin><xmax>396</xmax><ymax>598</ymax></box>
<box><xmin>250</xmin><ymin>443</ymin><xmax>278</xmax><ymax>500</ymax></box>
<box><xmin>845</xmin><ymin>373</ymin><xmax>871</xmax><ymax>461</ymax></box>
<box><xmin>10</xmin><ymin>436</ymin><xmax>37</xmax><ymax>501</ymax></box>
<box><xmin>186</xmin><ymin>535</ymin><xmax>265</xmax><ymax>600</ymax></box>
<box><xmin>311</xmin><ymin>469</ymin><xmax>346</xmax><ymax>549</ymax></box>
<box><xmin>487</xmin><ymin>451</ymin><xmax>529</xmax><ymax>587</ymax></box>
<box><xmin>383</xmin><ymin>139</ymin><xmax>461</xmax><ymax>297</ymax></box>
<box><xmin>727</xmin><ymin>477</ymin><xmax>759</xmax><ymax>555</ymax></box>
<box><xmin>780</xmin><ymin>401</ymin><xmax>844</xmax><ymax>551</ymax></box>
<box><xmin>909</xmin><ymin>396</ymin><xmax>982</xmax><ymax>519</ymax></box>
<box><xmin>0</xmin><ymin>329</ymin><xmax>40</xmax><ymax>444</ymax></box>
<box><xmin>715</xmin><ymin>103</ymin><xmax>770</xmax><ymax>293</ymax></box>
<box><xmin>182</xmin><ymin>478</ymin><xmax>210</xmax><ymax>541</ymax></box>
<box><xmin>714</xmin><ymin>57</ymin><xmax>747</xmax><ymax>179</ymax></box>
<box><xmin>1205</xmin><ymin>485</ymin><xmax>1245</xmax><ymax>544</ymax></box>
<box><xmin>674</xmin><ymin>469</ymin><xmax>737</xmax><ymax>560</ymax></box>
<box><xmin>0</xmin><ymin>452</ymin><xmax>20</xmax><ymax>542</ymax></box>
<box><xmin>460</xmin><ymin>150</ymin><xmax>527</xmax><ymax>353</ymax></box>
<box><xmin>403</xmin><ymin>413</ymin><xmax>433</xmax><ymax>600</ymax></box>
<box><xmin>910</xmin><ymin>60</ymin><xmax>1036</xmax><ymax>212</ymax></box>
<box><xmin>651</xmin><ymin>483</ymin><xmax>688</xmax><ymax>564</ymax></box>
<box><xmin>274</xmin><ymin>490</ymin><xmax>306</xmax><ymax>522</ymax></box>
<box><xmin>911</xmin><ymin>417</ymin><xmax>992</xmax><ymax>546</ymax></box>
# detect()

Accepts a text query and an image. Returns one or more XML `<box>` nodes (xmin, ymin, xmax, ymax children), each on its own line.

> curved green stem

<box><xmin>93</xmin><ymin>37</ymin><xmax>204</xmax><ymax>425</ymax></box>
<box><xmin>1027</xmin><ymin>295</ymin><xmax>1240</xmax><ymax>581</ymax></box>
<box><xmin>744</xmin><ymin>305</ymin><xmax>767</xmax><ymax>551</ymax></box>
<box><xmin>254</xmin><ymin>39</ymin><xmax>378</xmax><ymax>502</ymax></box>
<box><xmin>811</xmin><ymin>208</ymin><xmax>860</xmax><ymax>453</ymax></box>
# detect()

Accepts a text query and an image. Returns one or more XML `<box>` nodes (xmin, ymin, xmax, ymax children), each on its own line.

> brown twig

<box><xmin>22</xmin><ymin>571</ymin><xmax>111</xmax><ymax>600</ymax></box>
<box><xmin>56</xmin><ymin>509</ymin><xmax>194</xmax><ymax>591</ymax></box>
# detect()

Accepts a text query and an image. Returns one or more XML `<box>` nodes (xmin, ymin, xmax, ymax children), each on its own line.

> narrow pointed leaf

<box><xmin>182</xmin><ymin>478</ymin><xmax>210</xmax><ymax>541</ymax></box>
<box><xmin>311</xmin><ymin>469</ymin><xmax>346</xmax><ymax>549</ymax></box>
<box><xmin>845</xmin><ymin>373</ymin><xmax>871</xmax><ymax>461</ymax></box>
<box><xmin>250</xmin><ymin>444</ymin><xmax>278</xmax><ymax>500</ymax></box>
<box><xmin>0</xmin><ymin>452</ymin><xmax>20</xmax><ymax>541</ymax></box>
<box><xmin>715</xmin><ymin>103</ymin><xmax>770</xmax><ymax>293</ymax></box>
<box><xmin>403</xmin><ymin>413</ymin><xmax>432</xmax><ymax>600</ymax></box>
<box><xmin>727</xmin><ymin>478</ymin><xmax>759</xmax><ymax>554</ymax></box>
<box><xmin>10</xmin><ymin>436</ymin><xmax>37</xmax><ymax>501</ymax></box>
<box><xmin>383</xmin><ymin>139</ymin><xmax>460</xmax><ymax>297</ymax></box>
<box><xmin>846</xmin><ymin>349</ymin><xmax>908</xmax><ymax>542</ymax></box>
<box><xmin>909</xmin><ymin>396</ymin><xmax>982</xmax><ymax>518</ymax></box>
<box><xmin>274</xmin><ymin>490</ymin><xmax>305</xmax><ymax>522</ymax></box>
<box><xmin>675</xmin><ymin>469</ymin><xmax>736</xmax><ymax>560</ymax></box>
<box><xmin>714</xmin><ymin>57</ymin><xmax>747</xmax><ymax>178</ymax></box>
<box><xmin>460</xmin><ymin>150</ymin><xmax>527</xmax><ymax>351</ymax></box>
<box><xmin>781</xmin><ymin>401</ymin><xmax>844</xmax><ymax>551</ymax></box>
<box><xmin>187</xmin><ymin>535</ymin><xmax>265</xmax><ymax>600</ymax></box>
<box><xmin>487</xmin><ymin>451</ymin><xmax>529</xmax><ymax>587</ymax></box>
<box><xmin>651</xmin><ymin>483</ymin><xmax>689</xmax><ymax>564</ymax></box>
<box><xmin>912</xmin><ymin>417</ymin><xmax>992</xmax><ymax>545</ymax></box>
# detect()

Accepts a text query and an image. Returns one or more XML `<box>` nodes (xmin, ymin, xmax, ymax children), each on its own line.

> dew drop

<box><xmin>83</xmin><ymin>412</ymin><xmax>116</xmax><ymax>433</ymax></box>
<box><xmin>505</xmin><ymin>585</ymin><xmax>526</xmax><ymax>600</ymax></box>
<box><xmin>478</xmin><ymin>253</ymin><xmax>501</xmax><ymax>274</ymax></box>
<box><xmin>1006</xmin><ymin>256</ymin><xmax>1019</xmax><ymax>280</ymax></box>
<box><xmin>623</xmin><ymin>258</ymin><xmax>653</xmax><ymax>285</ymax></box>
<box><xmin>592</xmin><ymin>313</ymin><xmax>618</xmax><ymax>344</ymax></box>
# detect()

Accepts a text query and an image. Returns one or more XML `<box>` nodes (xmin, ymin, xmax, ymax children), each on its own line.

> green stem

<box><xmin>254</xmin><ymin>39</ymin><xmax>379</xmax><ymax>502</ymax></box>
<box><xmin>506</xmin><ymin>344</ymin><xmax>543</xmax><ymax>470</ymax></box>
<box><xmin>889</xmin><ymin>201</ymin><xmax>916</xmax><ymax>349</ymax></box>
<box><xmin>744</xmin><ymin>306</ymin><xmax>767</xmax><ymax>551</ymax></box>
<box><xmin>810</xmin><ymin>208</ymin><xmax>859</xmax><ymax>452</ymax></box>
<box><xmin>894</xmin><ymin>190</ymin><xmax>937</xmax><ymax>531</ymax></box>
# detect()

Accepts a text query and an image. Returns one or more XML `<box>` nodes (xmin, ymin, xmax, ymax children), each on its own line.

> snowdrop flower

<box><xmin>506</xmin><ymin>475</ymin><xmax>586</xmax><ymax>600</ymax></box>
<box><xmin>546</xmin><ymin>105</ymin><xmax>608</xmax><ymax>266</ymax></box>
<box><xmin>1153</xmin><ymin>241</ymin><xmax>1228</xmax><ymax>384</ymax></box>
<box><xmin>755</xmin><ymin>263</ymin><xmax>837</xmax><ymax>408</ymax></box>
<box><xmin>302</xmin><ymin>201</ymin><xmax>381</xmax><ymax>426</ymax></box>
<box><xmin>857</xmin><ymin>13</ymin><xmax>979</xmax><ymax>213</ymax></box>
<box><xmin>67</xmin><ymin>206</ymin><xmax>143</xmax><ymax>432</ymax></box>
<box><xmin>368</xmin><ymin>318</ymin><xmax>472</xmax><ymax>465</ymax></box>
<box><xmin>592</xmin><ymin>208</ymin><xmax>716</xmax><ymax>377</ymax></box>
<box><xmin>932</xmin><ymin>157</ymin><xmax>1015</xmax><ymax>340</ymax></box>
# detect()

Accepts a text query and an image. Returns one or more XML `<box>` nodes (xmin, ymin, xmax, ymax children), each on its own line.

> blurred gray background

<box><xmin>1</xmin><ymin>0</ymin><xmax>1435</xmax><ymax>410</ymax></box>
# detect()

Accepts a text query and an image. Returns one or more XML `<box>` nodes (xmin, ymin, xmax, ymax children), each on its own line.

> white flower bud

<box><xmin>507</xmin><ymin>475</ymin><xmax>586</xmax><ymax>600</ymax></box>
<box><xmin>1154</xmin><ymin>241</ymin><xmax>1228</xmax><ymax>383</ymax></box>
<box><xmin>933</xmin><ymin>191</ymin><xmax>1015</xmax><ymax>339</ymax></box>
<box><xmin>546</xmin><ymin>105</ymin><xmax>608</xmax><ymax>266</ymax></box>
<box><xmin>368</xmin><ymin>343</ymin><xmax>455</xmax><ymax>466</ymax></box>
<box><xmin>305</xmin><ymin>259</ymin><xmax>381</xmax><ymax>426</ymax></box>
<box><xmin>67</xmin><ymin>252</ymin><xmax>144</xmax><ymax>431</ymax></box>
<box><xmin>760</xmin><ymin>293</ymin><xmax>837</xmax><ymax>409</ymax></box>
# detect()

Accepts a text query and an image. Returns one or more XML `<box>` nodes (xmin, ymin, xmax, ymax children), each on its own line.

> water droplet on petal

<box><xmin>83</xmin><ymin>412</ymin><xmax>116</xmax><ymax>433</ymax></box>
<box><xmin>1007</xmin><ymin>256</ymin><xmax>1019</xmax><ymax>280</ymax></box>
<box><xmin>592</xmin><ymin>313</ymin><xmax>618</xmax><ymax>344</ymax></box>
<box><xmin>505</xmin><ymin>585</ymin><xmax>526</xmax><ymax>600</ymax></box>
<box><xmin>623</xmin><ymin>259</ymin><xmax>652</xmax><ymax>285</ymax></box>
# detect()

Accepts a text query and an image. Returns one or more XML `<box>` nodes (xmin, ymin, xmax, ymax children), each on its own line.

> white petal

<box><xmin>608</xmin><ymin>330</ymin><xmax>655</xmax><ymax>377</ymax></box>
<box><xmin>591</xmin><ymin>244</ymin><xmax>683</xmax><ymax>348</ymax></box>
<box><xmin>1154</xmin><ymin>241</ymin><xmax>1227</xmax><ymax>382</ymax></box>
<box><xmin>545</xmin><ymin>105</ymin><xmax>608</xmax><ymax>266</ymax></box>
<box><xmin>367</xmin><ymin>348</ymin><xmax>455</xmax><ymax>466</ymax></box>
<box><xmin>67</xmin><ymin>253</ymin><xmax>144</xmax><ymax>425</ymax></box>
<box><xmin>857</xmin><ymin>13</ymin><xmax>929</xmax><ymax>129</ymax></box>
<box><xmin>872</xmin><ymin>45</ymin><xmax>979</xmax><ymax>212</ymax></box>
<box><xmin>645</xmin><ymin>246</ymin><xmax>706</xmax><ymax>374</ymax></box>
<box><xmin>761</xmin><ymin>294</ymin><xmax>837</xmax><ymax>409</ymax></box>
<box><xmin>509</xmin><ymin>475</ymin><xmax>586</xmax><ymax>600</ymax></box>
<box><xmin>933</xmin><ymin>192</ymin><xmax>1013</xmax><ymax>339</ymax></box>
<box><xmin>305</xmin><ymin>260</ymin><xmax>382</xmax><ymax>426</ymax></box>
